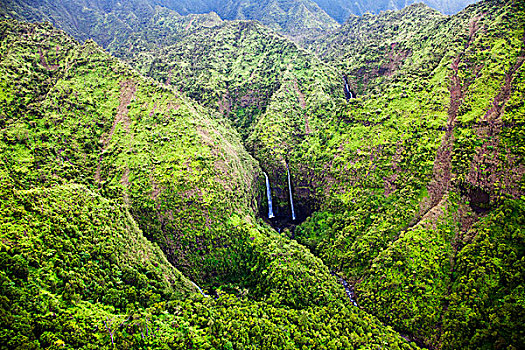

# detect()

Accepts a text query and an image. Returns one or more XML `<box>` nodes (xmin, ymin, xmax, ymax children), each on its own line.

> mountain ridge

<box><xmin>0</xmin><ymin>0</ymin><xmax>339</xmax><ymax>39</ymax></box>
<box><xmin>311</xmin><ymin>0</ymin><xmax>479</xmax><ymax>22</ymax></box>
<box><xmin>0</xmin><ymin>0</ymin><xmax>481</xmax><ymax>41</ymax></box>
<box><xmin>1</xmin><ymin>0</ymin><xmax>524</xmax><ymax>348</ymax></box>
<box><xmin>0</xmin><ymin>18</ymin><xmax>422</xmax><ymax>349</ymax></box>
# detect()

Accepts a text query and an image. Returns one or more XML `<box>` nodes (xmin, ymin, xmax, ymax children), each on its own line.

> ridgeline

<box><xmin>1</xmin><ymin>0</ymin><xmax>524</xmax><ymax>349</ymax></box>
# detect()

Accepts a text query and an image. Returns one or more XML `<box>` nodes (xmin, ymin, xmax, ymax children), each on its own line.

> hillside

<box><xmin>311</xmin><ymin>0</ymin><xmax>479</xmax><ymax>22</ymax></box>
<box><xmin>108</xmin><ymin>17</ymin><xmax>347</xmax><ymax>225</ymax></box>
<box><xmin>0</xmin><ymin>19</ymin><xmax>422</xmax><ymax>349</ymax></box>
<box><xmin>290</xmin><ymin>0</ymin><xmax>525</xmax><ymax>347</ymax></box>
<box><xmin>124</xmin><ymin>19</ymin><xmax>342</xmax><ymax>134</ymax></box>
<box><xmin>202</xmin><ymin>0</ymin><xmax>340</xmax><ymax>36</ymax></box>
<box><xmin>0</xmin><ymin>18</ymin><xmax>264</xmax><ymax>284</ymax></box>
<box><xmin>0</xmin><ymin>0</ymin><xmax>339</xmax><ymax>40</ymax></box>
<box><xmin>303</xmin><ymin>3</ymin><xmax>447</xmax><ymax>88</ymax></box>
<box><xmin>1</xmin><ymin>0</ymin><xmax>524</xmax><ymax>349</ymax></box>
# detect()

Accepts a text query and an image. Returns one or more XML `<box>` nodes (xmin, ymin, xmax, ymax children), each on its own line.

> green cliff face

<box><xmin>0</xmin><ymin>19</ymin><xmax>262</xmax><ymax>284</ymax></box>
<box><xmin>0</xmin><ymin>19</ymin><xmax>421</xmax><ymax>349</ymax></box>
<box><xmin>311</xmin><ymin>0</ymin><xmax>478</xmax><ymax>22</ymax></box>
<box><xmin>0</xmin><ymin>0</ymin><xmax>523</xmax><ymax>349</ymax></box>
<box><xmin>291</xmin><ymin>0</ymin><xmax>525</xmax><ymax>347</ymax></box>
<box><xmin>0</xmin><ymin>0</ymin><xmax>339</xmax><ymax>40</ymax></box>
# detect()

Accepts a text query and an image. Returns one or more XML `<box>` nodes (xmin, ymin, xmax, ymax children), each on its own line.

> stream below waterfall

<box><xmin>331</xmin><ymin>272</ymin><xmax>358</xmax><ymax>307</ymax></box>
<box><xmin>261</xmin><ymin>169</ymin><xmax>358</xmax><ymax>307</ymax></box>
<box><xmin>257</xmin><ymin>169</ymin><xmax>430</xmax><ymax>348</ymax></box>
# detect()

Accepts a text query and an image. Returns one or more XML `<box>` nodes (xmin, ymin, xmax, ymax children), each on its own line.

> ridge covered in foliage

<box><xmin>1</xmin><ymin>0</ymin><xmax>524</xmax><ymax>349</ymax></box>
<box><xmin>311</xmin><ymin>0</ymin><xmax>478</xmax><ymax>22</ymax></box>
<box><xmin>0</xmin><ymin>19</ymin><xmax>422</xmax><ymax>349</ymax></box>
<box><xmin>0</xmin><ymin>0</ymin><xmax>339</xmax><ymax>40</ymax></box>
<box><xmin>289</xmin><ymin>0</ymin><xmax>525</xmax><ymax>348</ymax></box>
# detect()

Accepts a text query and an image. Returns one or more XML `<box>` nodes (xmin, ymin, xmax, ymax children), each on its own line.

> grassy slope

<box><xmin>213</xmin><ymin>0</ymin><xmax>340</xmax><ymax>36</ymax></box>
<box><xmin>62</xmin><ymin>5</ymin><xmax>525</xmax><ymax>347</ymax></box>
<box><xmin>120</xmin><ymin>18</ymin><xmax>346</xmax><ymax>213</ymax></box>
<box><xmin>1</xmin><ymin>0</ymin><xmax>523</xmax><ymax>348</ymax></box>
<box><xmin>0</xmin><ymin>170</ymin><xmax>196</xmax><ymax>348</ymax></box>
<box><xmin>2</xmin><ymin>0</ymin><xmax>345</xmax><ymax>214</ymax></box>
<box><xmin>127</xmin><ymin>20</ymin><xmax>342</xmax><ymax>133</ymax></box>
<box><xmin>0</xmin><ymin>19</ymin><xmax>261</xmax><ymax>285</ymax></box>
<box><xmin>79</xmin><ymin>2</ymin><xmax>525</xmax><ymax>347</ymax></box>
<box><xmin>310</xmin><ymin>0</ymin><xmax>478</xmax><ymax>22</ymax></box>
<box><xmin>303</xmin><ymin>3</ymin><xmax>447</xmax><ymax>94</ymax></box>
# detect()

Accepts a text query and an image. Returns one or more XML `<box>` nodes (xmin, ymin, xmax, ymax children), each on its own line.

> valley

<box><xmin>0</xmin><ymin>0</ymin><xmax>524</xmax><ymax>349</ymax></box>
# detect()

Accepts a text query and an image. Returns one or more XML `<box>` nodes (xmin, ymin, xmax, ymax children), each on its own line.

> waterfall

<box><xmin>287</xmin><ymin>166</ymin><xmax>296</xmax><ymax>221</ymax></box>
<box><xmin>343</xmin><ymin>75</ymin><xmax>354</xmax><ymax>100</ymax></box>
<box><xmin>264</xmin><ymin>172</ymin><xmax>275</xmax><ymax>219</ymax></box>
<box><xmin>345</xmin><ymin>81</ymin><xmax>354</xmax><ymax>99</ymax></box>
<box><xmin>190</xmin><ymin>281</ymin><xmax>208</xmax><ymax>298</ymax></box>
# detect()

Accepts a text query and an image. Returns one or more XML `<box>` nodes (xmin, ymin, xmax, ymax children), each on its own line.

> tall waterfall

<box><xmin>343</xmin><ymin>76</ymin><xmax>354</xmax><ymax>100</ymax></box>
<box><xmin>287</xmin><ymin>166</ymin><xmax>296</xmax><ymax>221</ymax></box>
<box><xmin>264</xmin><ymin>172</ymin><xmax>275</xmax><ymax>219</ymax></box>
<box><xmin>345</xmin><ymin>81</ymin><xmax>354</xmax><ymax>99</ymax></box>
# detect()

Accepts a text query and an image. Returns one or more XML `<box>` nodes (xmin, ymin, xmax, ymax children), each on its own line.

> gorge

<box><xmin>0</xmin><ymin>0</ymin><xmax>524</xmax><ymax>349</ymax></box>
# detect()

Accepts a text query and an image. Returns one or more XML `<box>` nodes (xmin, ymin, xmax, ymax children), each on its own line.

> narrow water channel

<box><xmin>331</xmin><ymin>272</ymin><xmax>358</xmax><ymax>307</ymax></box>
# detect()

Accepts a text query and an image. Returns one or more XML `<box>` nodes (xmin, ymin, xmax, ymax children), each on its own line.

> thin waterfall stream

<box><xmin>345</xmin><ymin>81</ymin><xmax>354</xmax><ymax>99</ymax></box>
<box><xmin>264</xmin><ymin>172</ymin><xmax>275</xmax><ymax>219</ymax></box>
<box><xmin>343</xmin><ymin>75</ymin><xmax>355</xmax><ymax>100</ymax></box>
<box><xmin>287</xmin><ymin>166</ymin><xmax>296</xmax><ymax>221</ymax></box>
<box><xmin>260</xmin><ymin>165</ymin><xmax>312</xmax><ymax>232</ymax></box>
<box><xmin>190</xmin><ymin>280</ymin><xmax>208</xmax><ymax>298</ymax></box>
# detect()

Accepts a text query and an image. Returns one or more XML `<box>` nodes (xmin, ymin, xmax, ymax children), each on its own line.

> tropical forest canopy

<box><xmin>0</xmin><ymin>0</ymin><xmax>524</xmax><ymax>349</ymax></box>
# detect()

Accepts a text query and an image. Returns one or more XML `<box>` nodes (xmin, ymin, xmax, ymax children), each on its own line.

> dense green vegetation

<box><xmin>104</xmin><ymin>16</ymin><xmax>346</xmax><ymax>214</ymax></box>
<box><xmin>1</xmin><ymin>0</ymin><xmax>524</xmax><ymax>349</ymax></box>
<box><xmin>126</xmin><ymin>19</ymin><xmax>341</xmax><ymax>134</ymax></box>
<box><xmin>290</xmin><ymin>0</ymin><xmax>525</xmax><ymax>348</ymax></box>
<box><xmin>311</xmin><ymin>0</ymin><xmax>477</xmax><ymax>22</ymax></box>
<box><xmin>0</xmin><ymin>172</ymin><xmax>418</xmax><ymax>349</ymax></box>
<box><xmin>0</xmin><ymin>0</ymin><xmax>339</xmax><ymax>42</ymax></box>
<box><xmin>0</xmin><ymin>19</ymin><xmax>257</xmax><ymax>284</ymax></box>
<box><xmin>0</xmin><ymin>18</ymin><xmax>423</xmax><ymax>349</ymax></box>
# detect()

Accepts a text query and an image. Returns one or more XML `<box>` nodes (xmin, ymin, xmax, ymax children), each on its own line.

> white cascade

<box><xmin>190</xmin><ymin>281</ymin><xmax>208</xmax><ymax>298</ymax></box>
<box><xmin>345</xmin><ymin>81</ymin><xmax>353</xmax><ymax>98</ymax></box>
<box><xmin>264</xmin><ymin>172</ymin><xmax>275</xmax><ymax>219</ymax></box>
<box><xmin>287</xmin><ymin>166</ymin><xmax>296</xmax><ymax>221</ymax></box>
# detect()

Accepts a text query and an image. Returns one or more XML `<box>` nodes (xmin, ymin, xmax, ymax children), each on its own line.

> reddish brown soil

<box><xmin>384</xmin><ymin>47</ymin><xmax>411</xmax><ymax>77</ymax></box>
<box><xmin>121</xmin><ymin>168</ymin><xmax>131</xmax><ymax>205</ymax></box>
<box><xmin>419</xmin><ymin>17</ymin><xmax>483</xmax><ymax>221</ymax></box>
<box><xmin>292</xmin><ymin>77</ymin><xmax>309</xmax><ymax>134</ymax></box>
<box><xmin>467</xmin><ymin>31</ymin><xmax>525</xmax><ymax>199</ymax></box>
<box><xmin>218</xmin><ymin>92</ymin><xmax>231</xmax><ymax>114</ymax></box>
<box><xmin>293</xmin><ymin>78</ymin><xmax>306</xmax><ymax>109</ymax></box>
<box><xmin>95</xmin><ymin>80</ymin><xmax>136</xmax><ymax>183</ymax></box>
<box><xmin>38</xmin><ymin>47</ymin><xmax>59</xmax><ymax>70</ymax></box>
<box><xmin>184</xmin><ymin>16</ymin><xmax>195</xmax><ymax>32</ymax></box>
<box><xmin>383</xmin><ymin>143</ymin><xmax>404</xmax><ymax>197</ymax></box>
